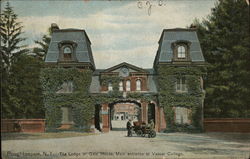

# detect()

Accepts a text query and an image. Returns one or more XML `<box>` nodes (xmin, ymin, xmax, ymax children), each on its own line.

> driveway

<box><xmin>2</xmin><ymin>131</ymin><xmax>250</xmax><ymax>159</ymax></box>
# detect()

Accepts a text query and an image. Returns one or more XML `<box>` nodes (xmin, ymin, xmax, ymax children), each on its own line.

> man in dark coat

<box><xmin>126</xmin><ymin>119</ymin><xmax>132</xmax><ymax>137</ymax></box>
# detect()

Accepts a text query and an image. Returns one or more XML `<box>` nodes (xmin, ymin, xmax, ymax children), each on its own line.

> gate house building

<box><xmin>45</xmin><ymin>24</ymin><xmax>205</xmax><ymax>132</ymax></box>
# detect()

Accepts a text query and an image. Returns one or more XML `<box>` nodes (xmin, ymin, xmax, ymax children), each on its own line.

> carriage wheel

<box><xmin>149</xmin><ymin>130</ymin><xmax>156</xmax><ymax>138</ymax></box>
<box><xmin>137</xmin><ymin>130</ymin><xmax>142</xmax><ymax>136</ymax></box>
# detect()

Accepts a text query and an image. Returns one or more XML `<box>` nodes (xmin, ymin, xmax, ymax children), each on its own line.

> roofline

<box><xmin>102</xmin><ymin>62</ymin><xmax>149</xmax><ymax>73</ymax></box>
<box><xmin>53</xmin><ymin>29</ymin><xmax>92</xmax><ymax>44</ymax></box>
<box><xmin>163</xmin><ymin>28</ymin><xmax>197</xmax><ymax>32</ymax></box>
<box><xmin>158</xmin><ymin>28</ymin><xmax>197</xmax><ymax>44</ymax></box>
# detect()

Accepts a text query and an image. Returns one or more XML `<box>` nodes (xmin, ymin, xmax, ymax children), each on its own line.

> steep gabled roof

<box><xmin>102</xmin><ymin>62</ymin><xmax>149</xmax><ymax>73</ymax></box>
<box><xmin>154</xmin><ymin>28</ymin><xmax>205</xmax><ymax>67</ymax></box>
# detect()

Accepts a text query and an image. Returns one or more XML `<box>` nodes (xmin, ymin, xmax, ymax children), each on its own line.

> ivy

<box><xmin>157</xmin><ymin>65</ymin><xmax>206</xmax><ymax>130</ymax></box>
<box><xmin>40</xmin><ymin>68</ymin><xmax>94</xmax><ymax>130</ymax></box>
<box><xmin>100</xmin><ymin>75</ymin><xmax>122</xmax><ymax>91</ymax></box>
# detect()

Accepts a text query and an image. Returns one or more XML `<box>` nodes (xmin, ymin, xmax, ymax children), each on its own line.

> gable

<box><xmin>102</xmin><ymin>62</ymin><xmax>149</xmax><ymax>74</ymax></box>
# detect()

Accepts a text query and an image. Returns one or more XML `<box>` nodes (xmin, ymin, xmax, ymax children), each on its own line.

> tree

<box><xmin>192</xmin><ymin>0</ymin><xmax>250</xmax><ymax>118</ymax></box>
<box><xmin>0</xmin><ymin>2</ymin><xmax>28</xmax><ymax>72</ymax></box>
<box><xmin>1</xmin><ymin>2</ymin><xmax>45</xmax><ymax>118</ymax></box>
<box><xmin>33</xmin><ymin>28</ymin><xmax>51</xmax><ymax>60</ymax></box>
<box><xmin>7</xmin><ymin>55</ymin><xmax>45</xmax><ymax>118</ymax></box>
<box><xmin>1</xmin><ymin>2</ymin><xmax>29</xmax><ymax>118</ymax></box>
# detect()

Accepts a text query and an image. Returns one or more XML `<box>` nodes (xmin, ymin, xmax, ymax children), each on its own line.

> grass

<box><xmin>1</xmin><ymin>132</ymin><xmax>96</xmax><ymax>140</ymax></box>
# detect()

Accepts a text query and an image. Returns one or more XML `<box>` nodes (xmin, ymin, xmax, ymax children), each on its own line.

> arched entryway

<box><xmin>109</xmin><ymin>100</ymin><xmax>141</xmax><ymax>131</ymax></box>
<box><xmin>94</xmin><ymin>100</ymin><xmax>164</xmax><ymax>132</ymax></box>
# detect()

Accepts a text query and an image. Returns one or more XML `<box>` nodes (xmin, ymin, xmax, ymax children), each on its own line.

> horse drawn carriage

<box><xmin>130</xmin><ymin>121</ymin><xmax>156</xmax><ymax>138</ymax></box>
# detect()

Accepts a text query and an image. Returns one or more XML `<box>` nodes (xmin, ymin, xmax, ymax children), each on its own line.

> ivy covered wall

<box><xmin>40</xmin><ymin>65</ymin><xmax>206</xmax><ymax>132</ymax></box>
<box><xmin>156</xmin><ymin>65</ymin><xmax>206</xmax><ymax>131</ymax></box>
<box><xmin>40</xmin><ymin>68</ymin><xmax>94</xmax><ymax>130</ymax></box>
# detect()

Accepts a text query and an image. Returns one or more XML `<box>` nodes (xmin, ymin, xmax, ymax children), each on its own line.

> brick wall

<box><xmin>204</xmin><ymin>118</ymin><xmax>250</xmax><ymax>133</ymax></box>
<box><xmin>1</xmin><ymin>119</ymin><xmax>45</xmax><ymax>133</ymax></box>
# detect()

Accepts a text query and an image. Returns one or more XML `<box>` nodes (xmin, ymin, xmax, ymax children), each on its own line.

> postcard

<box><xmin>1</xmin><ymin>0</ymin><xmax>250</xmax><ymax>159</ymax></box>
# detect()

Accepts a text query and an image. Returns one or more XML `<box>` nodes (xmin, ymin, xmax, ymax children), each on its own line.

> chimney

<box><xmin>189</xmin><ymin>24</ymin><xmax>197</xmax><ymax>29</ymax></box>
<box><xmin>51</xmin><ymin>23</ymin><xmax>59</xmax><ymax>32</ymax></box>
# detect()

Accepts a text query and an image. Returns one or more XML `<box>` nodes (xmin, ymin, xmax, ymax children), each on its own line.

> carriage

<box><xmin>131</xmin><ymin>121</ymin><xmax>156</xmax><ymax>138</ymax></box>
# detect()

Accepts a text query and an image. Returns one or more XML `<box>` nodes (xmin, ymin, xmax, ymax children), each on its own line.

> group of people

<box><xmin>126</xmin><ymin>119</ymin><xmax>154</xmax><ymax>137</ymax></box>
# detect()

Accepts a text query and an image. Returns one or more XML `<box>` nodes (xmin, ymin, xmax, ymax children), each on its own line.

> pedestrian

<box><xmin>126</xmin><ymin>119</ymin><xmax>132</xmax><ymax>137</ymax></box>
<box><xmin>149</xmin><ymin>119</ymin><xmax>154</xmax><ymax>130</ymax></box>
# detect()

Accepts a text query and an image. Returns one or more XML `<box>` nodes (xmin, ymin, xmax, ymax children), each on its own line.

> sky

<box><xmin>1</xmin><ymin>0</ymin><xmax>216</xmax><ymax>69</ymax></box>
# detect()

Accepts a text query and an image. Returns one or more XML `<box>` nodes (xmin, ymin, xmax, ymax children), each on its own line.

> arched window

<box><xmin>177</xmin><ymin>45</ymin><xmax>186</xmax><ymax>58</ymax></box>
<box><xmin>119</xmin><ymin>81</ymin><xmax>123</xmax><ymax>91</ymax></box>
<box><xmin>126</xmin><ymin>80</ymin><xmax>131</xmax><ymax>91</ymax></box>
<box><xmin>64</xmin><ymin>47</ymin><xmax>72</xmax><ymax>54</ymax></box>
<box><xmin>108</xmin><ymin>82</ymin><xmax>113</xmax><ymax>91</ymax></box>
<box><xmin>63</xmin><ymin>46</ymin><xmax>72</xmax><ymax>60</ymax></box>
<box><xmin>136</xmin><ymin>79</ymin><xmax>141</xmax><ymax>91</ymax></box>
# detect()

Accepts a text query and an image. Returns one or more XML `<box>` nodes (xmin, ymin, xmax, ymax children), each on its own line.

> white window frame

<box><xmin>126</xmin><ymin>80</ymin><xmax>131</xmax><ymax>91</ymax></box>
<box><xmin>136</xmin><ymin>79</ymin><xmax>141</xmax><ymax>91</ymax></box>
<box><xmin>108</xmin><ymin>82</ymin><xmax>113</xmax><ymax>91</ymax></box>
<box><xmin>175</xmin><ymin>107</ymin><xmax>189</xmax><ymax>124</ymax></box>
<box><xmin>176</xmin><ymin>77</ymin><xmax>187</xmax><ymax>92</ymax></box>
<box><xmin>177</xmin><ymin>45</ymin><xmax>186</xmax><ymax>58</ymax></box>
<box><xmin>119</xmin><ymin>81</ymin><xmax>123</xmax><ymax>91</ymax></box>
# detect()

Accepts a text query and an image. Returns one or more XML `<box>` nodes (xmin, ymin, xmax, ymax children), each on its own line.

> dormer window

<box><xmin>63</xmin><ymin>46</ymin><xmax>72</xmax><ymax>60</ymax></box>
<box><xmin>172</xmin><ymin>40</ymin><xmax>191</xmax><ymax>61</ymax></box>
<box><xmin>58</xmin><ymin>41</ymin><xmax>77</xmax><ymax>62</ymax></box>
<box><xmin>177</xmin><ymin>45</ymin><xmax>186</xmax><ymax>58</ymax></box>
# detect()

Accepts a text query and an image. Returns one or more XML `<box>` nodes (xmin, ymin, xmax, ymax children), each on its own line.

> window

<box><xmin>57</xmin><ymin>81</ymin><xmax>73</xmax><ymax>93</ymax></box>
<box><xmin>63</xmin><ymin>46</ymin><xmax>72</xmax><ymax>60</ymax></box>
<box><xmin>126</xmin><ymin>80</ymin><xmax>131</xmax><ymax>91</ymax></box>
<box><xmin>119</xmin><ymin>81</ymin><xmax>123</xmax><ymax>91</ymax></box>
<box><xmin>177</xmin><ymin>45</ymin><xmax>186</xmax><ymax>58</ymax></box>
<box><xmin>108</xmin><ymin>82</ymin><xmax>113</xmax><ymax>91</ymax></box>
<box><xmin>176</xmin><ymin>77</ymin><xmax>187</xmax><ymax>92</ymax></box>
<box><xmin>175</xmin><ymin>107</ymin><xmax>189</xmax><ymax>124</ymax></box>
<box><xmin>61</xmin><ymin>106</ymin><xmax>73</xmax><ymax>124</ymax></box>
<box><xmin>136</xmin><ymin>79</ymin><xmax>141</xmax><ymax>91</ymax></box>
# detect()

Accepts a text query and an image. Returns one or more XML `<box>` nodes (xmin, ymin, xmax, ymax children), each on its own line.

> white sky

<box><xmin>2</xmin><ymin>0</ymin><xmax>216</xmax><ymax>69</ymax></box>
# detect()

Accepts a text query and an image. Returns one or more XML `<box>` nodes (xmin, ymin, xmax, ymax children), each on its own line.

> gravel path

<box><xmin>2</xmin><ymin>131</ymin><xmax>250</xmax><ymax>159</ymax></box>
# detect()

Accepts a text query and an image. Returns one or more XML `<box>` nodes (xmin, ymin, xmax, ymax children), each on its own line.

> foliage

<box><xmin>100</xmin><ymin>75</ymin><xmax>122</xmax><ymax>91</ymax></box>
<box><xmin>0</xmin><ymin>2</ymin><xmax>28</xmax><ymax>72</ymax></box>
<box><xmin>192</xmin><ymin>0</ymin><xmax>250</xmax><ymax>118</ymax></box>
<box><xmin>33</xmin><ymin>27</ymin><xmax>51</xmax><ymax>60</ymax></box>
<box><xmin>157</xmin><ymin>65</ymin><xmax>205</xmax><ymax>128</ymax></box>
<box><xmin>1</xmin><ymin>3</ymin><xmax>44</xmax><ymax>119</ymax></box>
<box><xmin>40</xmin><ymin>68</ymin><xmax>94</xmax><ymax>130</ymax></box>
<box><xmin>2</xmin><ymin>55</ymin><xmax>45</xmax><ymax>118</ymax></box>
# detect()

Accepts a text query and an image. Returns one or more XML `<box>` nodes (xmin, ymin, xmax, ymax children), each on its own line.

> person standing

<box><xmin>126</xmin><ymin>119</ymin><xmax>132</xmax><ymax>137</ymax></box>
<box><xmin>149</xmin><ymin>119</ymin><xmax>155</xmax><ymax>130</ymax></box>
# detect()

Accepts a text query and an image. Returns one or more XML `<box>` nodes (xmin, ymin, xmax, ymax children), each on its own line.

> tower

<box><xmin>154</xmin><ymin>28</ymin><xmax>206</xmax><ymax>130</ymax></box>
